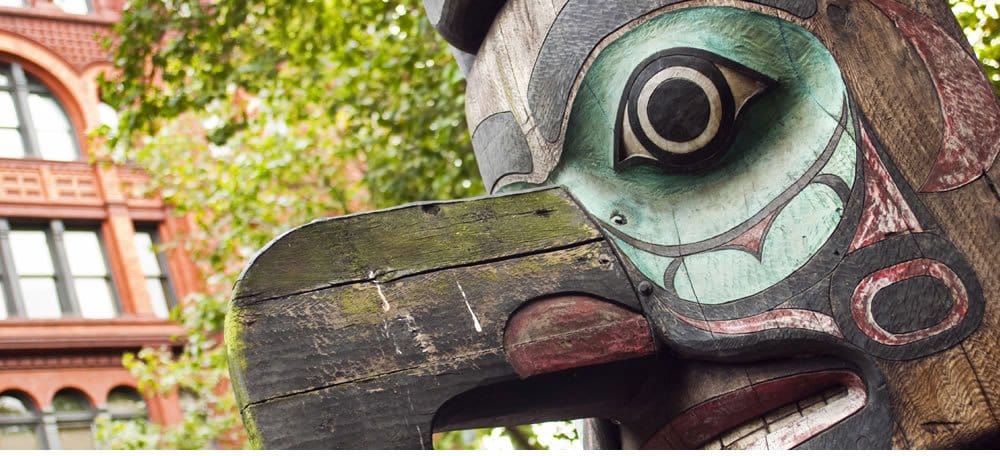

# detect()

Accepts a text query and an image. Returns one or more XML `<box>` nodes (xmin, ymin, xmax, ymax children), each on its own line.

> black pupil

<box><xmin>646</xmin><ymin>77</ymin><xmax>710</xmax><ymax>143</ymax></box>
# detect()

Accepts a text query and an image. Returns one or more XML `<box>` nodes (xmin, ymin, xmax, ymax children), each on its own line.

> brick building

<box><xmin>0</xmin><ymin>0</ymin><xmax>198</xmax><ymax>449</ymax></box>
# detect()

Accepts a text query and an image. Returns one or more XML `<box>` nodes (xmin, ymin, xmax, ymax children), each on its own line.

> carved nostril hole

<box><xmin>828</xmin><ymin>3</ymin><xmax>848</xmax><ymax>27</ymax></box>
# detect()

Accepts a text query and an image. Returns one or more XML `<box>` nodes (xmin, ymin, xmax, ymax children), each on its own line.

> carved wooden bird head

<box><xmin>427</xmin><ymin>0</ymin><xmax>999</xmax><ymax>449</ymax></box>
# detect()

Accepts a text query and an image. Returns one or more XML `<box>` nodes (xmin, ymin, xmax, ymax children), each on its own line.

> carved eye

<box><xmin>615</xmin><ymin>48</ymin><xmax>776</xmax><ymax>173</ymax></box>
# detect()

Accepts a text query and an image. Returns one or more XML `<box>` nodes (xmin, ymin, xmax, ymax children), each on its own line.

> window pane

<box><xmin>9</xmin><ymin>231</ymin><xmax>54</xmax><ymax>275</ymax></box>
<box><xmin>133</xmin><ymin>232</ymin><xmax>161</xmax><ymax>276</ymax></box>
<box><xmin>107</xmin><ymin>387</ymin><xmax>146</xmax><ymax>417</ymax></box>
<box><xmin>63</xmin><ymin>231</ymin><xmax>107</xmax><ymax>276</ymax></box>
<box><xmin>53</xmin><ymin>0</ymin><xmax>90</xmax><ymax>14</ymax></box>
<box><xmin>35</xmin><ymin>129</ymin><xmax>77</xmax><ymax>161</ymax></box>
<box><xmin>0</xmin><ymin>393</ymin><xmax>39</xmax><ymax>449</ymax></box>
<box><xmin>0</xmin><ymin>424</ymin><xmax>39</xmax><ymax>450</ymax></box>
<box><xmin>56</xmin><ymin>423</ymin><xmax>94</xmax><ymax>449</ymax></box>
<box><xmin>0</xmin><ymin>91</ymin><xmax>19</xmax><ymax>127</ymax></box>
<box><xmin>20</xmin><ymin>278</ymin><xmax>60</xmax><ymax>319</ymax></box>
<box><xmin>0</xmin><ymin>393</ymin><xmax>31</xmax><ymax>415</ymax></box>
<box><xmin>28</xmin><ymin>94</ymin><xmax>77</xmax><ymax>161</ymax></box>
<box><xmin>52</xmin><ymin>390</ymin><xmax>90</xmax><ymax>413</ymax></box>
<box><xmin>0</xmin><ymin>282</ymin><xmax>6</xmax><ymax>319</ymax></box>
<box><xmin>53</xmin><ymin>390</ymin><xmax>94</xmax><ymax>449</ymax></box>
<box><xmin>146</xmin><ymin>278</ymin><xmax>169</xmax><ymax>319</ymax></box>
<box><xmin>27</xmin><ymin>94</ymin><xmax>70</xmax><ymax>130</ymax></box>
<box><xmin>0</xmin><ymin>128</ymin><xmax>25</xmax><ymax>158</ymax></box>
<box><xmin>75</xmin><ymin>278</ymin><xmax>115</xmax><ymax>319</ymax></box>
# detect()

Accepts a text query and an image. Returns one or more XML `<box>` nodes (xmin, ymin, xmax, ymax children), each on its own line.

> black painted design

<box><xmin>750</xmin><ymin>0</ymin><xmax>817</xmax><ymax>18</ymax></box>
<box><xmin>421</xmin><ymin>0</ymin><xmax>506</xmax><ymax>54</ymax></box>
<box><xmin>470</xmin><ymin>111</ymin><xmax>535</xmax><ymax>193</ymax></box>
<box><xmin>648</xmin><ymin>79</ymin><xmax>710</xmax><ymax>142</ymax></box>
<box><xmin>655</xmin><ymin>161</ymin><xmax>862</xmax><ymax>322</ymax></box>
<box><xmin>829</xmin><ymin>233</ymin><xmax>985</xmax><ymax>360</ymax></box>
<box><xmin>528</xmin><ymin>0</ymin><xmax>818</xmax><ymax>143</ymax></box>
<box><xmin>603</xmin><ymin>97</ymin><xmax>850</xmax><ymax>258</ymax></box>
<box><xmin>614</xmin><ymin>49</ymin><xmax>774</xmax><ymax>173</ymax></box>
<box><xmin>625</xmin><ymin>91</ymin><xmax>983</xmax><ymax>364</ymax></box>
<box><xmin>813</xmin><ymin>174</ymin><xmax>852</xmax><ymax>204</ymax></box>
<box><xmin>872</xmin><ymin>276</ymin><xmax>954</xmax><ymax>334</ymax></box>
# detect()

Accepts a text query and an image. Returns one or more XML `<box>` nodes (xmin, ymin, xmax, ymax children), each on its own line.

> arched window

<box><xmin>0</xmin><ymin>390</ymin><xmax>42</xmax><ymax>450</ymax></box>
<box><xmin>106</xmin><ymin>386</ymin><xmax>147</xmax><ymax>421</ymax></box>
<box><xmin>51</xmin><ymin>389</ymin><xmax>95</xmax><ymax>450</ymax></box>
<box><xmin>0</xmin><ymin>62</ymin><xmax>79</xmax><ymax>161</ymax></box>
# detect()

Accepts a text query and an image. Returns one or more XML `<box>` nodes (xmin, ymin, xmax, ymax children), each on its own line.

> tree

<box><xmin>95</xmin><ymin>0</ymin><xmax>479</xmax><ymax>449</ymax></box>
<box><xmin>951</xmin><ymin>0</ymin><xmax>1000</xmax><ymax>93</ymax></box>
<box><xmin>95</xmin><ymin>0</ymin><xmax>998</xmax><ymax>449</ymax></box>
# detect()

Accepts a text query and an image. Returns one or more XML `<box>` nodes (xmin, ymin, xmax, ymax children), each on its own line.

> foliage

<box><xmin>434</xmin><ymin>423</ymin><xmax>579</xmax><ymax>450</ymax></box>
<box><xmin>952</xmin><ymin>0</ymin><xmax>1000</xmax><ymax>93</ymax></box>
<box><xmin>95</xmin><ymin>0</ymin><xmax>478</xmax><ymax>449</ymax></box>
<box><xmin>95</xmin><ymin>0</ymin><xmax>998</xmax><ymax>450</ymax></box>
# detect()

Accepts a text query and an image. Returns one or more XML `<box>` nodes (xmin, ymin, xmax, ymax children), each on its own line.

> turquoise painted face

<box><xmin>537</xmin><ymin>7</ymin><xmax>857</xmax><ymax>304</ymax></box>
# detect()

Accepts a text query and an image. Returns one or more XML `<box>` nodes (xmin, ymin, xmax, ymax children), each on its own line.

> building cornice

<box><xmin>0</xmin><ymin>318</ymin><xmax>185</xmax><ymax>351</ymax></box>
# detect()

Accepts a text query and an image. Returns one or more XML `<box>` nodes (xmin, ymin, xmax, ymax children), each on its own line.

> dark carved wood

<box><xmin>227</xmin><ymin>188</ymin><xmax>655</xmax><ymax>449</ymax></box>
<box><xmin>229</xmin><ymin>0</ymin><xmax>1000</xmax><ymax>450</ymax></box>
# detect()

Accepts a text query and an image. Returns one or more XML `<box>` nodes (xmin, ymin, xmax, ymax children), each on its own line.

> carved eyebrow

<box><xmin>526</xmin><ymin>0</ymin><xmax>818</xmax><ymax>144</ymax></box>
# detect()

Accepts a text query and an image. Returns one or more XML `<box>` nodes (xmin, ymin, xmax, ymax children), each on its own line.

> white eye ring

<box><xmin>635</xmin><ymin>67</ymin><xmax>722</xmax><ymax>155</ymax></box>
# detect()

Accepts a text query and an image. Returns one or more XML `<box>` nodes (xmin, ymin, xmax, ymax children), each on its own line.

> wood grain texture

<box><xmin>470</xmin><ymin>111</ymin><xmax>533</xmax><ymax>193</ymax></box>
<box><xmin>922</xmin><ymin>177</ymin><xmax>1000</xmax><ymax>440</ymax></box>
<box><xmin>228</xmin><ymin>187</ymin><xmax>651</xmax><ymax>448</ymax></box>
<box><xmin>232</xmin><ymin>187</ymin><xmax>601</xmax><ymax>303</ymax></box>
<box><xmin>808</xmin><ymin>0</ymin><xmax>944</xmax><ymax>189</ymax></box>
<box><xmin>870</xmin><ymin>0</ymin><xmax>1000</xmax><ymax>193</ymax></box>
<box><xmin>466</xmin><ymin>0</ymin><xmax>809</xmax><ymax>191</ymax></box>
<box><xmin>860</xmin><ymin>0</ymin><xmax>999</xmax><ymax>448</ymax></box>
<box><xmin>808</xmin><ymin>0</ymin><xmax>999</xmax><ymax>448</ymax></box>
<box><xmin>233</xmin><ymin>0</ymin><xmax>999</xmax><ymax>449</ymax></box>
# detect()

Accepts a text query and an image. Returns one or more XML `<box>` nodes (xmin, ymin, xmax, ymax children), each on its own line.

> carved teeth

<box><xmin>701</xmin><ymin>386</ymin><xmax>850</xmax><ymax>450</ymax></box>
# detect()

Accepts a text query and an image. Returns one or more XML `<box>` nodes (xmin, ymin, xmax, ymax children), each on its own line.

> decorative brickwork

<box><xmin>0</xmin><ymin>159</ymin><xmax>162</xmax><ymax>210</ymax></box>
<box><xmin>0</xmin><ymin>2</ymin><xmax>192</xmax><ymax>435</ymax></box>
<box><xmin>0</xmin><ymin>14</ymin><xmax>111</xmax><ymax>71</ymax></box>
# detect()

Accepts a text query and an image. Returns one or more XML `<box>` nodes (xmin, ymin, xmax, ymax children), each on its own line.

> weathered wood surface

<box><xmin>840</xmin><ymin>1</ymin><xmax>1000</xmax><ymax>448</ymax></box>
<box><xmin>232</xmin><ymin>187</ymin><xmax>604</xmax><ymax>303</ymax></box>
<box><xmin>456</xmin><ymin>0</ymin><xmax>999</xmax><ymax>449</ymax></box>
<box><xmin>230</xmin><ymin>0</ymin><xmax>999</xmax><ymax>449</ymax></box>
<box><xmin>227</xmin><ymin>187</ymin><xmax>654</xmax><ymax>449</ymax></box>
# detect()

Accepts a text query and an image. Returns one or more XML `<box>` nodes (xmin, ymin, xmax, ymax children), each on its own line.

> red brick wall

<box><xmin>0</xmin><ymin>1</ymin><xmax>194</xmax><ymax>440</ymax></box>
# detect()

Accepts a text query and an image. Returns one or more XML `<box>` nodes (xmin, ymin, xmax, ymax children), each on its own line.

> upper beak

<box><xmin>226</xmin><ymin>186</ymin><xmax>659</xmax><ymax>449</ymax></box>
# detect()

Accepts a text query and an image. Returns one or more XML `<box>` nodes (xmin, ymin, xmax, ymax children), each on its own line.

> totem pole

<box><xmin>226</xmin><ymin>0</ymin><xmax>1000</xmax><ymax>449</ymax></box>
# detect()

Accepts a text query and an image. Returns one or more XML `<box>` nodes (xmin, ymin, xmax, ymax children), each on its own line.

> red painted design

<box><xmin>671</xmin><ymin>308</ymin><xmax>843</xmax><ymax>338</ymax></box>
<box><xmin>871</xmin><ymin>0</ymin><xmax>1000</xmax><ymax>193</ymax></box>
<box><xmin>851</xmin><ymin>258</ymin><xmax>968</xmax><ymax>346</ymax></box>
<box><xmin>642</xmin><ymin>370</ymin><xmax>866</xmax><ymax>449</ymax></box>
<box><xmin>503</xmin><ymin>295</ymin><xmax>656</xmax><ymax>378</ymax></box>
<box><xmin>849</xmin><ymin>127</ymin><xmax>922</xmax><ymax>252</ymax></box>
<box><xmin>723</xmin><ymin>211</ymin><xmax>778</xmax><ymax>256</ymax></box>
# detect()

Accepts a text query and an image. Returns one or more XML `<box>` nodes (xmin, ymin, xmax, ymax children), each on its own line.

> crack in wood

<box><xmin>241</xmin><ymin>347</ymin><xmax>506</xmax><ymax>411</ymax></box>
<box><xmin>234</xmin><ymin>237</ymin><xmax>606</xmax><ymax>306</ymax></box>
<box><xmin>982</xmin><ymin>171</ymin><xmax>1000</xmax><ymax>202</ymax></box>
